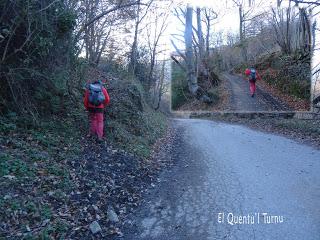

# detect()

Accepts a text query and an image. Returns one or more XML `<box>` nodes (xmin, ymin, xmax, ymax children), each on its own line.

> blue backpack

<box><xmin>249</xmin><ymin>68</ymin><xmax>256</xmax><ymax>82</ymax></box>
<box><xmin>88</xmin><ymin>82</ymin><xmax>105</xmax><ymax>106</ymax></box>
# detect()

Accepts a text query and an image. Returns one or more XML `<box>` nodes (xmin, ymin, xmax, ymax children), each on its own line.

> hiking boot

<box><xmin>97</xmin><ymin>138</ymin><xmax>104</xmax><ymax>143</ymax></box>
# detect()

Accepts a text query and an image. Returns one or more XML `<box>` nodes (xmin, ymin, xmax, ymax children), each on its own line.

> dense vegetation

<box><xmin>255</xmin><ymin>52</ymin><xmax>310</xmax><ymax>100</ymax></box>
<box><xmin>0</xmin><ymin>0</ymin><xmax>169</xmax><ymax>144</ymax></box>
<box><xmin>0</xmin><ymin>1</ymin><xmax>78</xmax><ymax>119</ymax></box>
<box><xmin>171</xmin><ymin>61</ymin><xmax>188</xmax><ymax>110</ymax></box>
<box><xmin>171</xmin><ymin>60</ymin><xmax>220</xmax><ymax>110</ymax></box>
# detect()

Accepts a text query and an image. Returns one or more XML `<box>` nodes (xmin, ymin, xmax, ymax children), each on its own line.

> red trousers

<box><xmin>249</xmin><ymin>81</ymin><xmax>256</xmax><ymax>95</ymax></box>
<box><xmin>89</xmin><ymin>112</ymin><xmax>104</xmax><ymax>139</ymax></box>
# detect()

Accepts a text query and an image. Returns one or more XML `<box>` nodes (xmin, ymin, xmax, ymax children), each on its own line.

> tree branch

<box><xmin>171</xmin><ymin>39</ymin><xmax>187</xmax><ymax>61</ymax></box>
<box><xmin>36</xmin><ymin>0</ymin><xmax>60</xmax><ymax>13</ymax></box>
<box><xmin>290</xmin><ymin>0</ymin><xmax>320</xmax><ymax>6</ymax></box>
<box><xmin>171</xmin><ymin>55</ymin><xmax>186</xmax><ymax>72</ymax></box>
<box><xmin>75</xmin><ymin>1</ymin><xmax>142</xmax><ymax>41</ymax></box>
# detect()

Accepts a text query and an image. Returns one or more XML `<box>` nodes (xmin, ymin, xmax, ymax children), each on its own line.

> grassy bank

<box><xmin>0</xmin><ymin>114</ymin><xmax>84</xmax><ymax>239</ymax></box>
<box><xmin>0</xmin><ymin>69</ymin><xmax>168</xmax><ymax>238</ymax></box>
<box><xmin>105</xmin><ymin>79</ymin><xmax>167</xmax><ymax>158</ymax></box>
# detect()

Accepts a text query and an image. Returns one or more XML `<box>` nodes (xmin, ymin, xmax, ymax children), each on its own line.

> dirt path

<box><xmin>223</xmin><ymin>73</ymin><xmax>291</xmax><ymax>111</ymax></box>
<box><xmin>115</xmin><ymin>119</ymin><xmax>320</xmax><ymax>240</ymax></box>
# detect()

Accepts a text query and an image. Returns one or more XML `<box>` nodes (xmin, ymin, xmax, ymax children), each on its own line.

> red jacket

<box><xmin>83</xmin><ymin>85</ymin><xmax>110</xmax><ymax>111</ymax></box>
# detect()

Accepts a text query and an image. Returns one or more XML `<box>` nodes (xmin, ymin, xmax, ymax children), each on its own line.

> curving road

<box><xmin>223</xmin><ymin>73</ymin><xmax>291</xmax><ymax>111</ymax></box>
<box><xmin>117</xmin><ymin>119</ymin><xmax>320</xmax><ymax>240</ymax></box>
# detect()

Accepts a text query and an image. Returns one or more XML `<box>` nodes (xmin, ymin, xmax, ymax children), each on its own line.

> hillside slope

<box><xmin>235</xmin><ymin>52</ymin><xmax>311</xmax><ymax>111</ymax></box>
<box><xmin>0</xmin><ymin>68</ymin><xmax>168</xmax><ymax>239</ymax></box>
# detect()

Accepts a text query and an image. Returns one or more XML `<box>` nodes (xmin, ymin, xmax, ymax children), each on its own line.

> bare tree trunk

<box><xmin>271</xmin><ymin>5</ymin><xmax>297</xmax><ymax>55</ymax></box>
<box><xmin>154</xmin><ymin>60</ymin><xmax>166</xmax><ymax>110</ymax></box>
<box><xmin>206</xmin><ymin>23</ymin><xmax>210</xmax><ymax>58</ymax></box>
<box><xmin>129</xmin><ymin>0</ymin><xmax>141</xmax><ymax>73</ymax></box>
<box><xmin>171</xmin><ymin>5</ymin><xmax>215</xmax><ymax>103</ymax></box>
<box><xmin>239</xmin><ymin>4</ymin><xmax>244</xmax><ymax>42</ymax></box>
<box><xmin>185</xmin><ymin>6</ymin><xmax>199</xmax><ymax>95</ymax></box>
<box><xmin>185</xmin><ymin>6</ymin><xmax>212</xmax><ymax>103</ymax></box>
<box><xmin>129</xmin><ymin>0</ymin><xmax>154</xmax><ymax>74</ymax></box>
<box><xmin>299</xmin><ymin>8</ymin><xmax>311</xmax><ymax>53</ymax></box>
<box><xmin>196</xmin><ymin>7</ymin><xmax>206</xmax><ymax>77</ymax></box>
<box><xmin>286</xmin><ymin>2</ymin><xmax>292</xmax><ymax>54</ymax></box>
<box><xmin>203</xmin><ymin>8</ymin><xmax>217</xmax><ymax>64</ymax></box>
<box><xmin>311</xmin><ymin>20</ymin><xmax>316</xmax><ymax>51</ymax></box>
<box><xmin>205</xmin><ymin>11</ymin><xmax>210</xmax><ymax>60</ymax></box>
<box><xmin>149</xmin><ymin>50</ymin><xmax>156</xmax><ymax>85</ymax></box>
<box><xmin>239</xmin><ymin>4</ymin><xmax>247</xmax><ymax>62</ymax></box>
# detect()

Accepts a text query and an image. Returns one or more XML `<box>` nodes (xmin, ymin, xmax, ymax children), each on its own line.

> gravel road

<box><xmin>223</xmin><ymin>73</ymin><xmax>291</xmax><ymax>111</ymax></box>
<box><xmin>116</xmin><ymin>119</ymin><xmax>320</xmax><ymax>240</ymax></box>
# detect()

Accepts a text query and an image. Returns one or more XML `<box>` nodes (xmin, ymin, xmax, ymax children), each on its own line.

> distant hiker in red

<box><xmin>245</xmin><ymin>67</ymin><xmax>261</xmax><ymax>97</ymax></box>
<box><xmin>83</xmin><ymin>80</ymin><xmax>110</xmax><ymax>141</ymax></box>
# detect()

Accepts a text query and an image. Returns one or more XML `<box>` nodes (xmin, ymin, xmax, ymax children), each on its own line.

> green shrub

<box><xmin>0</xmin><ymin>0</ymin><xmax>77</xmax><ymax>117</ymax></box>
<box><xmin>171</xmin><ymin>62</ymin><xmax>189</xmax><ymax>110</ymax></box>
<box><xmin>0</xmin><ymin>154</ymin><xmax>35</xmax><ymax>178</ymax></box>
<box><xmin>105</xmin><ymin>80</ymin><xmax>167</xmax><ymax>158</ymax></box>
<box><xmin>207</xmin><ymin>87</ymin><xmax>220</xmax><ymax>104</ymax></box>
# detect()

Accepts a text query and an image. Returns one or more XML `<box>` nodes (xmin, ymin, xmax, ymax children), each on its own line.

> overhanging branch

<box><xmin>171</xmin><ymin>55</ymin><xmax>186</xmax><ymax>72</ymax></box>
<box><xmin>75</xmin><ymin>1</ymin><xmax>142</xmax><ymax>41</ymax></box>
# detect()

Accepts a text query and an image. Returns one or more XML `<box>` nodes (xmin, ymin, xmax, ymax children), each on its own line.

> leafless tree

<box><xmin>184</xmin><ymin>5</ymin><xmax>199</xmax><ymax>96</ymax></box>
<box><xmin>73</xmin><ymin>0</ymin><xmax>143</xmax><ymax>66</ymax></box>
<box><xmin>289</xmin><ymin>0</ymin><xmax>320</xmax><ymax>110</ymax></box>
<box><xmin>74</xmin><ymin>0</ymin><xmax>141</xmax><ymax>42</ymax></box>
<box><xmin>173</xmin><ymin>5</ymin><xmax>212</xmax><ymax>102</ymax></box>
<box><xmin>203</xmin><ymin>8</ymin><xmax>218</xmax><ymax>58</ymax></box>
<box><xmin>270</xmin><ymin>2</ymin><xmax>296</xmax><ymax>54</ymax></box>
<box><xmin>146</xmin><ymin>5</ymin><xmax>170</xmax><ymax>88</ymax></box>
<box><xmin>232</xmin><ymin>0</ymin><xmax>264</xmax><ymax>61</ymax></box>
<box><xmin>129</xmin><ymin>0</ymin><xmax>154</xmax><ymax>73</ymax></box>
<box><xmin>271</xmin><ymin>0</ymin><xmax>313</xmax><ymax>55</ymax></box>
<box><xmin>153</xmin><ymin>59</ymin><xmax>170</xmax><ymax>110</ymax></box>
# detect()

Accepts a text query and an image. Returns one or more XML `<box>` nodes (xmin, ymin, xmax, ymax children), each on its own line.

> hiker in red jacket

<box><xmin>245</xmin><ymin>67</ymin><xmax>262</xmax><ymax>97</ymax></box>
<box><xmin>84</xmin><ymin>80</ymin><xmax>110</xmax><ymax>140</ymax></box>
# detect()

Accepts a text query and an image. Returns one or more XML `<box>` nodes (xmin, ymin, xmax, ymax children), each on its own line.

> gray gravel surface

<box><xmin>116</xmin><ymin>119</ymin><xmax>320</xmax><ymax>240</ymax></box>
<box><xmin>224</xmin><ymin>73</ymin><xmax>291</xmax><ymax>111</ymax></box>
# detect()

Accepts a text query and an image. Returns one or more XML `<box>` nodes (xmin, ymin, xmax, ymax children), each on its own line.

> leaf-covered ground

<box><xmin>0</xmin><ymin>67</ymin><xmax>170</xmax><ymax>239</ymax></box>
<box><xmin>257</xmin><ymin>78</ymin><xmax>310</xmax><ymax>111</ymax></box>
<box><xmin>0</xmin><ymin>116</ymin><xmax>84</xmax><ymax>239</ymax></box>
<box><xmin>0</xmin><ymin>115</ymin><xmax>173</xmax><ymax>239</ymax></box>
